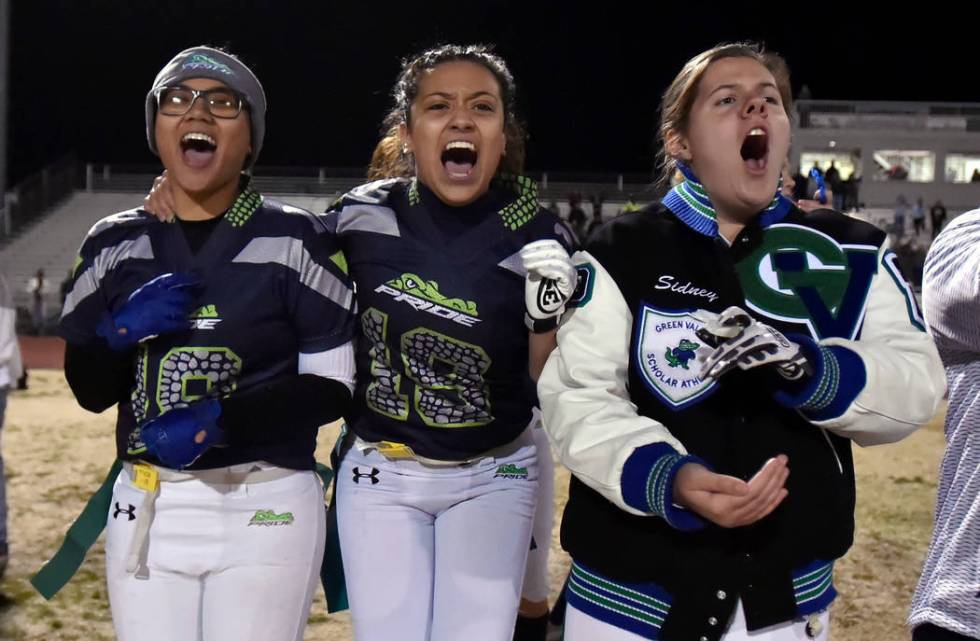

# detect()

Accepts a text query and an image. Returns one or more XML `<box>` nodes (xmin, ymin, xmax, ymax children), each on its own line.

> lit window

<box><xmin>872</xmin><ymin>150</ymin><xmax>935</xmax><ymax>182</ymax></box>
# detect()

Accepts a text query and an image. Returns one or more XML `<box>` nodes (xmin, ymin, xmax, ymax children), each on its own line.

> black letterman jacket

<box><xmin>538</xmin><ymin>202</ymin><xmax>944</xmax><ymax>640</ymax></box>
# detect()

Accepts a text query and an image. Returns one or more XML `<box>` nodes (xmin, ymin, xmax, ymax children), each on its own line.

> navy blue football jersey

<box><xmin>322</xmin><ymin>176</ymin><xmax>576</xmax><ymax>459</ymax></box>
<box><xmin>60</xmin><ymin>188</ymin><xmax>356</xmax><ymax>469</ymax></box>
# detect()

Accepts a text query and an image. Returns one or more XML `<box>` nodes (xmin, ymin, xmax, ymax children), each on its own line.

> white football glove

<box><xmin>692</xmin><ymin>306</ymin><xmax>812</xmax><ymax>382</ymax></box>
<box><xmin>520</xmin><ymin>240</ymin><xmax>577</xmax><ymax>333</ymax></box>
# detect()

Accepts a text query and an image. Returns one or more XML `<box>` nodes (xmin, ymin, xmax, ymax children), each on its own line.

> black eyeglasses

<box><xmin>154</xmin><ymin>86</ymin><xmax>247</xmax><ymax>119</ymax></box>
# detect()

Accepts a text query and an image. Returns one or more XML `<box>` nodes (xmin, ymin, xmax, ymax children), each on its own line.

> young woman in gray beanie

<box><xmin>55</xmin><ymin>46</ymin><xmax>357</xmax><ymax>641</ymax></box>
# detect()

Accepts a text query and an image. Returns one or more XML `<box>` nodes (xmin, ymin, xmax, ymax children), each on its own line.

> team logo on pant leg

<box><xmin>113</xmin><ymin>502</ymin><xmax>136</xmax><ymax>521</ymax></box>
<box><xmin>352</xmin><ymin>467</ymin><xmax>380</xmax><ymax>484</ymax></box>
<box><xmin>494</xmin><ymin>464</ymin><xmax>529</xmax><ymax>480</ymax></box>
<box><xmin>248</xmin><ymin>510</ymin><xmax>295</xmax><ymax>527</ymax></box>
<box><xmin>635</xmin><ymin>304</ymin><xmax>718</xmax><ymax>410</ymax></box>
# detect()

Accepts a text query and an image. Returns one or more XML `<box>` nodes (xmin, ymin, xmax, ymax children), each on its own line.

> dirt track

<box><xmin>0</xmin><ymin>370</ymin><xmax>946</xmax><ymax>640</ymax></box>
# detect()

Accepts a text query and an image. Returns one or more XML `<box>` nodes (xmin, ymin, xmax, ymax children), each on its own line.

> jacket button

<box><xmin>709</xmin><ymin>617</ymin><xmax>719</xmax><ymax>626</ymax></box>
<box><xmin>716</xmin><ymin>590</ymin><xmax>727</xmax><ymax>600</ymax></box>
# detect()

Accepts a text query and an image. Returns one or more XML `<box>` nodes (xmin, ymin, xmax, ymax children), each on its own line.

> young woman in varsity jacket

<box><xmin>538</xmin><ymin>43</ymin><xmax>945</xmax><ymax>641</ymax></box>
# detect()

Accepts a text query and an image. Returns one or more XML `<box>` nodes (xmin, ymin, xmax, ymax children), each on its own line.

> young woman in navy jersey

<box><xmin>325</xmin><ymin>45</ymin><xmax>574</xmax><ymax>641</ymax></box>
<box><xmin>59</xmin><ymin>46</ymin><xmax>356</xmax><ymax>641</ymax></box>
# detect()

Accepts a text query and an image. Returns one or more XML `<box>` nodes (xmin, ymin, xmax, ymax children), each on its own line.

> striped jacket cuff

<box><xmin>621</xmin><ymin>443</ymin><xmax>704</xmax><ymax>531</ymax></box>
<box><xmin>775</xmin><ymin>335</ymin><xmax>866</xmax><ymax>421</ymax></box>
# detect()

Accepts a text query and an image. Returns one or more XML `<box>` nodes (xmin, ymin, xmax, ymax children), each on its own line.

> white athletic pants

<box><xmin>521</xmin><ymin>417</ymin><xmax>554</xmax><ymax>603</ymax></box>
<box><xmin>565</xmin><ymin>599</ymin><xmax>830</xmax><ymax>641</ymax></box>
<box><xmin>105</xmin><ymin>464</ymin><xmax>326</xmax><ymax>641</ymax></box>
<box><xmin>336</xmin><ymin>430</ymin><xmax>539</xmax><ymax>641</ymax></box>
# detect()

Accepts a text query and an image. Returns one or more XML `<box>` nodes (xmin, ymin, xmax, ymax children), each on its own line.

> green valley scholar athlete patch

<box><xmin>634</xmin><ymin>304</ymin><xmax>718</xmax><ymax>410</ymax></box>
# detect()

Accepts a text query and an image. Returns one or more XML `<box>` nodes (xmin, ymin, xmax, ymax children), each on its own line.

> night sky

<box><xmin>6</xmin><ymin>1</ymin><xmax>976</xmax><ymax>185</ymax></box>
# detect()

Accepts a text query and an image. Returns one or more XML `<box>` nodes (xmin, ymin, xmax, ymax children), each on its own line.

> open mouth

<box><xmin>441</xmin><ymin>140</ymin><xmax>478</xmax><ymax>179</ymax></box>
<box><xmin>740</xmin><ymin>127</ymin><xmax>768</xmax><ymax>173</ymax></box>
<box><xmin>180</xmin><ymin>132</ymin><xmax>217</xmax><ymax>169</ymax></box>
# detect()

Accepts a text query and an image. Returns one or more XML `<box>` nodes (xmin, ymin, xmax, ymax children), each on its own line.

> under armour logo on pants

<box><xmin>113</xmin><ymin>502</ymin><xmax>136</xmax><ymax>521</ymax></box>
<box><xmin>352</xmin><ymin>467</ymin><xmax>380</xmax><ymax>484</ymax></box>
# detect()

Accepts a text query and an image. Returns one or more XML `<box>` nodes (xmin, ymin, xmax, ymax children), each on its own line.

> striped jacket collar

<box><xmin>662</xmin><ymin>163</ymin><xmax>794</xmax><ymax>237</ymax></box>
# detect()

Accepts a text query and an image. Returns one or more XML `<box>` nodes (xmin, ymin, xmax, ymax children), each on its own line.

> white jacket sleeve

<box><xmin>802</xmin><ymin>241</ymin><xmax>945</xmax><ymax>446</ymax></box>
<box><xmin>538</xmin><ymin>252</ymin><xmax>699</xmax><ymax>527</ymax></box>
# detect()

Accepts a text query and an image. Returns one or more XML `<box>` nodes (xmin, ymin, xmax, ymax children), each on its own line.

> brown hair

<box><xmin>655</xmin><ymin>42</ymin><xmax>793</xmax><ymax>188</ymax></box>
<box><xmin>366</xmin><ymin>44</ymin><xmax>527</xmax><ymax>181</ymax></box>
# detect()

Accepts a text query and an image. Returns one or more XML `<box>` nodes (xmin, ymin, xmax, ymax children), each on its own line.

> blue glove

<box><xmin>809</xmin><ymin>168</ymin><xmax>827</xmax><ymax>205</ymax></box>
<box><xmin>97</xmin><ymin>273</ymin><xmax>200</xmax><ymax>351</ymax></box>
<box><xmin>140</xmin><ymin>399</ymin><xmax>223</xmax><ymax>470</ymax></box>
